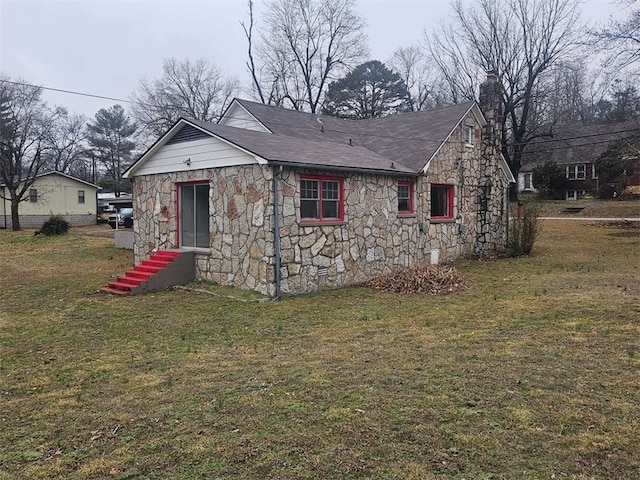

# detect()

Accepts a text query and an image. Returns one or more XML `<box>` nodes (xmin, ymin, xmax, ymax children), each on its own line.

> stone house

<box><xmin>124</xmin><ymin>75</ymin><xmax>514</xmax><ymax>296</ymax></box>
<box><xmin>0</xmin><ymin>171</ymin><xmax>100</xmax><ymax>229</ymax></box>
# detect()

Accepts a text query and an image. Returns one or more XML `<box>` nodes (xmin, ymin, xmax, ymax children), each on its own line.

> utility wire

<box><xmin>0</xmin><ymin>78</ymin><xmax>135</xmax><ymax>105</ymax></box>
<box><xmin>2</xmin><ymin>78</ymin><xmax>638</xmax><ymax>152</ymax></box>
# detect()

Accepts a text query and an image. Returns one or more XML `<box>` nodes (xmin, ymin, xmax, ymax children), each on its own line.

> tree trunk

<box><xmin>11</xmin><ymin>197</ymin><xmax>21</xmax><ymax>231</ymax></box>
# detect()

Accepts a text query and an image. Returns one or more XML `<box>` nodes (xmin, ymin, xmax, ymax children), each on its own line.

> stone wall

<box><xmin>276</xmin><ymin>167</ymin><xmax>423</xmax><ymax>295</ymax></box>
<box><xmin>132</xmin><ymin>113</ymin><xmax>509</xmax><ymax>296</ymax></box>
<box><xmin>132</xmin><ymin>165</ymin><xmax>276</xmax><ymax>296</ymax></box>
<box><xmin>421</xmin><ymin>118</ymin><xmax>509</xmax><ymax>262</ymax></box>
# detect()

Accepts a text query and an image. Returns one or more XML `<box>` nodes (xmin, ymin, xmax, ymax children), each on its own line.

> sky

<box><xmin>0</xmin><ymin>0</ymin><xmax>624</xmax><ymax>119</ymax></box>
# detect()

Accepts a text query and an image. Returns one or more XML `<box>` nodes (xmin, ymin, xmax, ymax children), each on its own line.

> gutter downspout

<box><xmin>2</xmin><ymin>188</ymin><xmax>6</xmax><ymax>229</ymax></box>
<box><xmin>273</xmin><ymin>165</ymin><xmax>283</xmax><ymax>298</ymax></box>
<box><xmin>505</xmin><ymin>185</ymin><xmax>510</xmax><ymax>247</ymax></box>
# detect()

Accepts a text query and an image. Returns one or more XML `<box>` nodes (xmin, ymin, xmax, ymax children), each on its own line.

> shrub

<box><xmin>37</xmin><ymin>215</ymin><xmax>70</xmax><ymax>236</ymax></box>
<box><xmin>533</xmin><ymin>160</ymin><xmax>567</xmax><ymax>199</ymax></box>
<box><xmin>508</xmin><ymin>202</ymin><xmax>541</xmax><ymax>256</ymax></box>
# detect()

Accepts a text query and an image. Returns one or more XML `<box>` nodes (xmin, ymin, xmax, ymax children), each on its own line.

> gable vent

<box><xmin>167</xmin><ymin>124</ymin><xmax>210</xmax><ymax>145</ymax></box>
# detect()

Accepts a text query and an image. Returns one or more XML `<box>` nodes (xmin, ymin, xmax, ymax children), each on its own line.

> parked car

<box><xmin>108</xmin><ymin>208</ymin><xmax>134</xmax><ymax>229</ymax></box>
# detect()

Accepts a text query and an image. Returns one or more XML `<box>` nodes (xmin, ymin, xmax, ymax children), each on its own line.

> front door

<box><xmin>180</xmin><ymin>183</ymin><xmax>209</xmax><ymax>248</ymax></box>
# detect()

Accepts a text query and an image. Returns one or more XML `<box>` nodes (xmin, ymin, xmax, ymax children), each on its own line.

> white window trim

<box><xmin>566</xmin><ymin>190</ymin><xmax>585</xmax><ymax>201</ymax></box>
<box><xmin>465</xmin><ymin>126</ymin><xmax>475</xmax><ymax>147</ymax></box>
<box><xmin>566</xmin><ymin>164</ymin><xmax>586</xmax><ymax>180</ymax></box>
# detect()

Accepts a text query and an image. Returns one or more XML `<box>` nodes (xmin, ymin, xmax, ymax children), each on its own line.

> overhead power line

<box><xmin>0</xmin><ymin>78</ymin><xmax>134</xmax><ymax>105</ymax></box>
<box><xmin>1</xmin><ymin>78</ymin><xmax>638</xmax><ymax>153</ymax></box>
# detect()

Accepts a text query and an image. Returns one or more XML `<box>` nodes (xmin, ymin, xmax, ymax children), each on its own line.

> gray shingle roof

<box><xmin>520</xmin><ymin>121</ymin><xmax>640</xmax><ymax>170</ymax></box>
<box><xmin>233</xmin><ymin>99</ymin><xmax>477</xmax><ymax>172</ymax></box>
<box><xmin>187</xmin><ymin>118</ymin><xmax>414</xmax><ymax>175</ymax></box>
<box><xmin>127</xmin><ymin>99</ymin><xmax>483</xmax><ymax>178</ymax></box>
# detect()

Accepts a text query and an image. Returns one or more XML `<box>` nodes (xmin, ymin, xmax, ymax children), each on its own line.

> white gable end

<box><xmin>218</xmin><ymin>102</ymin><xmax>270</xmax><ymax>132</ymax></box>
<box><xmin>132</xmin><ymin>135</ymin><xmax>259</xmax><ymax>177</ymax></box>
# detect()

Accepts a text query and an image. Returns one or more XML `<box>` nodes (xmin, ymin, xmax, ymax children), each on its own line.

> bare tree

<box><xmin>590</xmin><ymin>0</ymin><xmax>639</xmax><ymax>75</ymax></box>
<box><xmin>0</xmin><ymin>76</ymin><xmax>61</xmax><ymax>230</ymax></box>
<box><xmin>426</xmin><ymin>0</ymin><xmax>583</xmax><ymax>198</ymax></box>
<box><xmin>243</xmin><ymin>0</ymin><xmax>368</xmax><ymax>113</ymax></box>
<box><xmin>131</xmin><ymin>57</ymin><xmax>240</xmax><ymax>139</ymax></box>
<box><xmin>388</xmin><ymin>45</ymin><xmax>451</xmax><ymax>110</ymax></box>
<box><xmin>43</xmin><ymin>110</ymin><xmax>90</xmax><ymax>179</ymax></box>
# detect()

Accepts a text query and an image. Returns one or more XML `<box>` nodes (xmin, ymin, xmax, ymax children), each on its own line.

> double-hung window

<box><xmin>398</xmin><ymin>181</ymin><xmax>414</xmax><ymax>215</ymax></box>
<box><xmin>567</xmin><ymin>164</ymin><xmax>586</xmax><ymax>180</ymax></box>
<box><xmin>29</xmin><ymin>189</ymin><xmax>38</xmax><ymax>203</ymax></box>
<box><xmin>430</xmin><ymin>184</ymin><xmax>454</xmax><ymax>221</ymax></box>
<box><xmin>300</xmin><ymin>175</ymin><xmax>343</xmax><ymax>223</ymax></box>
<box><xmin>465</xmin><ymin>126</ymin><xmax>475</xmax><ymax>147</ymax></box>
<box><xmin>78</xmin><ymin>190</ymin><xmax>85</xmax><ymax>204</ymax></box>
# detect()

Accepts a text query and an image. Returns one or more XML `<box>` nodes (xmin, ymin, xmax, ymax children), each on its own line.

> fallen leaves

<box><xmin>365</xmin><ymin>263</ymin><xmax>469</xmax><ymax>294</ymax></box>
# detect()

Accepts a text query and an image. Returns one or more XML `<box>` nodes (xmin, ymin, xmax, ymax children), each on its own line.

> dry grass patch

<box><xmin>1</xmin><ymin>220</ymin><xmax>639</xmax><ymax>479</ymax></box>
<box><xmin>522</xmin><ymin>197</ymin><xmax>639</xmax><ymax>218</ymax></box>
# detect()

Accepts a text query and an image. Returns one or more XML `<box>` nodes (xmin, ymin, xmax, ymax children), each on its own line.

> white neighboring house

<box><xmin>0</xmin><ymin>171</ymin><xmax>100</xmax><ymax>229</ymax></box>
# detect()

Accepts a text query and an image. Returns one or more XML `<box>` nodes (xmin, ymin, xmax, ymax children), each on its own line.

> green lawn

<box><xmin>0</xmin><ymin>219</ymin><xmax>638</xmax><ymax>479</ymax></box>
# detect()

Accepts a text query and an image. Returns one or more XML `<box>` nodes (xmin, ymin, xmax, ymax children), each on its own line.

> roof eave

<box><xmin>421</xmin><ymin>103</ymin><xmax>485</xmax><ymax>173</ymax></box>
<box><xmin>123</xmin><ymin>118</ymin><xmax>187</xmax><ymax>178</ymax></box>
<box><xmin>269</xmin><ymin>160</ymin><xmax>418</xmax><ymax>177</ymax></box>
<box><xmin>221</xmin><ymin>99</ymin><xmax>273</xmax><ymax>133</ymax></box>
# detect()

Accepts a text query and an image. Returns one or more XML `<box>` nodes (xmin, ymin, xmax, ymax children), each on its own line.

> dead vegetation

<box><xmin>365</xmin><ymin>263</ymin><xmax>469</xmax><ymax>294</ymax></box>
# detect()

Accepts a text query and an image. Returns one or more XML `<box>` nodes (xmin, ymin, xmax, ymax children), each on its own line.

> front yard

<box><xmin>0</xmin><ymin>218</ymin><xmax>638</xmax><ymax>479</ymax></box>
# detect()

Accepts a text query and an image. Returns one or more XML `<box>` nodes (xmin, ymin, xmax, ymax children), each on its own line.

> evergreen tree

<box><xmin>87</xmin><ymin>105</ymin><xmax>136</xmax><ymax>196</ymax></box>
<box><xmin>532</xmin><ymin>160</ymin><xmax>567</xmax><ymax>199</ymax></box>
<box><xmin>322</xmin><ymin>60</ymin><xmax>411</xmax><ymax>119</ymax></box>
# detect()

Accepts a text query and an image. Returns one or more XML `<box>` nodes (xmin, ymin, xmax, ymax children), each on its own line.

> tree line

<box><xmin>1</xmin><ymin>0</ymin><xmax>638</xmax><ymax>229</ymax></box>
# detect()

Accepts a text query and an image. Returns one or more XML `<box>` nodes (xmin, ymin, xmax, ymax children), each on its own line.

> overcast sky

<box><xmin>0</xmin><ymin>0</ymin><xmax>622</xmax><ymax>119</ymax></box>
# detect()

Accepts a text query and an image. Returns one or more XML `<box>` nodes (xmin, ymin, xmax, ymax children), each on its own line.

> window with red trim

<box><xmin>398</xmin><ymin>181</ymin><xmax>414</xmax><ymax>215</ymax></box>
<box><xmin>300</xmin><ymin>175</ymin><xmax>344</xmax><ymax>223</ymax></box>
<box><xmin>430</xmin><ymin>184</ymin><xmax>454</xmax><ymax>220</ymax></box>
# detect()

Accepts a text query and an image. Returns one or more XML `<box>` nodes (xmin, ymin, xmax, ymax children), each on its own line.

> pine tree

<box><xmin>87</xmin><ymin>105</ymin><xmax>136</xmax><ymax>196</ymax></box>
<box><xmin>322</xmin><ymin>61</ymin><xmax>411</xmax><ymax>119</ymax></box>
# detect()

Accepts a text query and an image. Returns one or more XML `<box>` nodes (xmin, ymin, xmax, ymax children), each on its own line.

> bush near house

<box><xmin>508</xmin><ymin>201</ymin><xmax>541</xmax><ymax>256</ymax></box>
<box><xmin>35</xmin><ymin>214</ymin><xmax>70</xmax><ymax>236</ymax></box>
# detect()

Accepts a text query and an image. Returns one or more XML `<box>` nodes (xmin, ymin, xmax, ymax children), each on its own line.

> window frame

<box><xmin>430</xmin><ymin>184</ymin><xmax>454</xmax><ymax>221</ymax></box>
<box><xmin>566</xmin><ymin>190</ymin><xmax>585</xmax><ymax>201</ymax></box>
<box><xmin>397</xmin><ymin>180</ymin><xmax>414</xmax><ymax>216</ymax></box>
<box><xmin>78</xmin><ymin>190</ymin><xmax>85</xmax><ymax>204</ymax></box>
<box><xmin>567</xmin><ymin>164</ymin><xmax>586</xmax><ymax>180</ymax></box>
<box><xmin>29</xmin><ymin>189</ymin><xmax>38</xmax><ymax>203</ymax></box>
<box><xmin>523</xmin><ymin>173</ymin><xmax>532</xmax><ymax>190</ymax></box>
<box><xmin>465</xmin><ymin>125</ymin><xmax>475</xmax><ymax>147</ymax></box>
<box><xmin>176</xmin><ymin>181</ymin><xmax>211</xmax><ymax>250</ymax></box>
<box><xmin>299</xmin><ymin>174</ymin><xmax>344</xmax><ymax>224</ymax></box>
